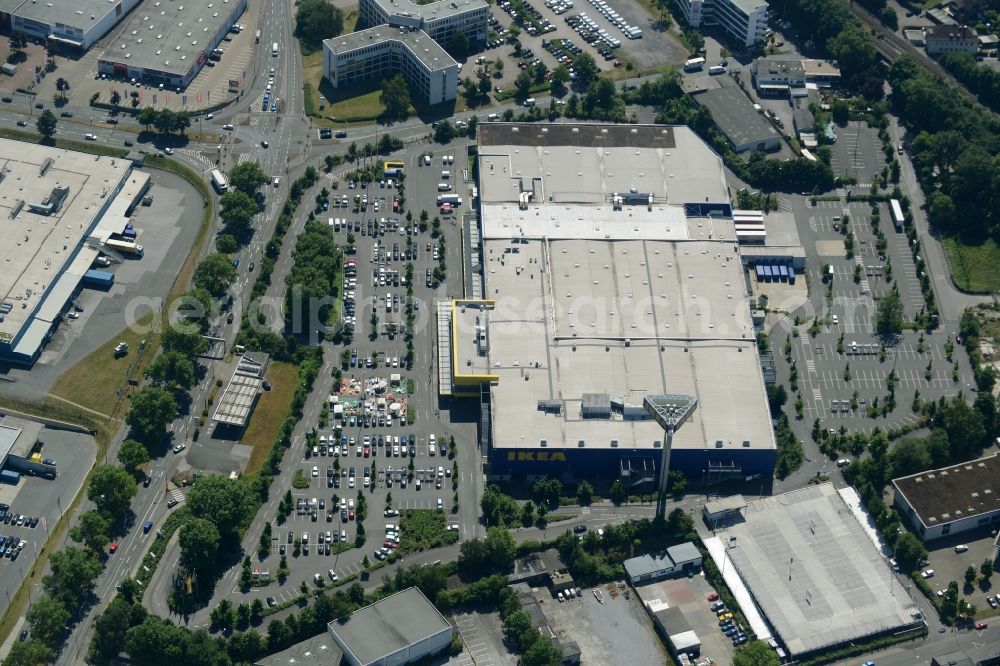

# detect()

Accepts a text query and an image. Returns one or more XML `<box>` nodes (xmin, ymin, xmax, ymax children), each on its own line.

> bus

<box><xmin>683</xmin><ymin>57</ymin><xmax>705</xmax><ymax>72</ymax></box>
<box><xmin>890</xmin><ymin>198</ymin><xmax>905</xmax><ymax>230</ymax></box>
<box><xmin>383</xmin><ymin>160</ymin><xmax>404</xmax><ymax>171</ymax></box>
<box><xmin>210</xmin><ymin>169</ymin><xmax>228</xmax><ymax>194</ymax></box>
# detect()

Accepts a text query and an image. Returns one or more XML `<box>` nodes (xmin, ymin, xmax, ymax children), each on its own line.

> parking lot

<box><xmin>827</xmin><ymin>121</ymin><xmax>887</xmax><ymax>188</ymax></box>
<box><xmin>762</xmin><ymin>192</ymin><xmax>975</xmax><ymax>436</ymax></box>
<box><xmin>254</xmin><ymin>142</ymin><xmax>483</xmax><ymax>591</ymax></box>
<box><xmin>449</xmin><ymin>611</ymin><xmax>514</xmax><ymax>666</ymax></box>
<box><xmin>919</xmin><ymin>533</ymin><xmax>1000</xmax><ymax>616</ymax></box>
<box><xmin>536</xmin><ymin>581</ymin><xmax>667</xmax><ymax>664</ymax></box>
<box><xmin>0</xmin><ymin>427</ymin><xmax>96</xmax><ymax>610</ymax></box>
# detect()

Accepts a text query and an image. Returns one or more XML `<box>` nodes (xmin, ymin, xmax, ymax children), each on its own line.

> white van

<box><xmin>441</xmin><ymin>170</ymin><xmax>450</xmax><ymax>180</ymax></box>
<box><xmin>437</xmin><ymin>183</ymin><xmax>452</xmax><ymax>191</ymax></box>
<box><xmin>524</xmin><ymin>97</ymin><xmax>536</xmax><ymax>107</ymax></box>
<box><xmin>272</xmin><ymin>42</ymin><xmax>279</xmax><ymax>56</ymax></box>
<box><xmin>488</xmin><ymin>113</ymin><xmax>500</xmax><ymax>121</ymax></box>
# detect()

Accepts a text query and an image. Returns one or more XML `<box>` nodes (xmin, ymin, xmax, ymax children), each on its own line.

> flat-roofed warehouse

<box><xmin>0</xmin><ymin>0</ymin><xmax>143</xmax><ymax>50</ymax></box>
<box><xmin>892</xmin><ymin>452</ymin><xmax>1000</xmax><ymax>542</ymax></box>
<box><xmin>720</xmin><ymin>484</ymin><xmax>924</xmax><ymax>659</ymax></box>
<box><xmin>327</xmin><ymin>587</ymin><xmax>454</xmax><ymax>665</ymax></box>
<box><xmin>454</xmin><ymin>123</ymin><xmax>776</xmax><ymax>481</ymax></box>
<box><xmin>0</xmin><ymin>139</ymin><xmax>135</xmax><ymax>365</ymax></box>
<box><xmin>97</xmin><ymin>0</ymin><xmax>248</xmax><ymax>89</ymax></box>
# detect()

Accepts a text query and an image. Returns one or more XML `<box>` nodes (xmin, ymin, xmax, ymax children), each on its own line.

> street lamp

<box><xmin>643</xmin><ymin>393</ymin><xmax>697</xmax><ymax>520</ymax></box>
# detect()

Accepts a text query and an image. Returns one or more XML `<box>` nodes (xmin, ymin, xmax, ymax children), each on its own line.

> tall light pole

<box><xmin>643</xmin><ymin>393</ymin><xmax>697</xmax><ymax>520</ymax></box>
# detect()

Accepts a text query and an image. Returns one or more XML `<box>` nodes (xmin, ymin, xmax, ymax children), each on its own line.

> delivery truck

<box><xmin>105</xmin><ymin>238</ymin><xmax>144</xmax><ymax>257</ymax></box>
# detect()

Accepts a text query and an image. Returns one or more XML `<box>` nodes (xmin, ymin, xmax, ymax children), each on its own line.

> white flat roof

<box><xmin>484</xmin><ymin>237</ymin><xmax>770</xmax><ymax>452</ymax></box>
<box><xmin>0</xmin><ymin>140</ymin><xmax>131</xmax><ymax>344</ymax></box>
<box><xmin>723</xmin><ymin>484</ymin><xmax>921</xmax><ymax>656</ymax></box>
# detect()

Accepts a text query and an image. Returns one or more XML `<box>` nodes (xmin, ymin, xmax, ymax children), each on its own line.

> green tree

<box><xmin>965</xmin><ymin>565</ymin><xmax>977</xmax><ymax>586</ymax></box>
<box><xmin>193</xmin><ymin>253</ymin><xmax>238</xmax><ymax>296</ymax></box>
<box><xmin>228</xmin><ymin>630</ymin><xmax>263</xmax><ymax>662</ymax></box>
<box><xmin>187</xmin><ymin>475</ymin><xmax>253</xmax><ymax>542</ymax></box>
<box><xmin>434</xmin><ymin>119</ymin><xmax>456</xmax><ymax>143</ymax></box>
<box><xmin>25</xmin><ymin>597</ymin><xmax>70</xmax><ymax>650</ymax></box>
<box><xmin>4</xmin><ymin>640</ymin><xmax>54</xmax><ymax>666</ymax></box>
<box><xmin>572</xmin><ymin>52</ymin><xmax>598</xmax><ymax>88</ymax></box>
<box><xmin>514</xmin><ymin>70</ymin><xmax>533</xmax><ymax>102</ymax></box>
<box><xmin>484</xmin><ymin>526</ymin><xmax>517</xmax><ymax>572</ymax></box>
<box><xmin>549</xmin><ymin>65</ymin><xmax>570</xmax><ymax>97</ymax></box>
<box><xmin>480</xmin><ymin>485</ymin><xmax>521</xmax><ymax>526</ymax></box>
<box><xmin>939</xmin><ymin>395</ymin><xmax>986</xmax><ymax>459</ymax></box>
<box><xmin>892</xmin><ymin>532</ymin><xmax>927</xmax><ymax>573</ymax></box>
<box><xmin>161</xmin><ymin>325</ymin><xmax>209</xmax><ymax>356</ymax></box>
<box><xmin>70</xmin><ymin>510</ymin><xmax>111</xmax><ymax>553</ymax></box>
<box><xmin>219</xmin><ymin>189</ymin><xmax>258</xmax><ymax>234</ymax></box>
<box><xmin>380</xmin><ymin>74</ymin><xmax>411</xmax><ymax>121</ymax></box>
<box><xmin>609</xmin><ymin>480</ymin><xmax>626</xmax><ymax>508</ymax></box>
<box><xmin>35</xmin><ymin>109</ymin><xmax>57</xmax><ymax>138</ymax></box>
<box><xmin>117</xmin><ymin>438</ymin><xmax>150</xmax><ymax>475</ymax></box>
<box><xmin>8</xmin><ymin>32</ymin><xmax>27</xmax><ymax>55</ymax></box>
<box><xmin>144</xmin><ymin>350</ymin><xmax>195</xmax><ymax>391</ymax></box>
<box><xmin>88</xmin><ymin>465</ymin><xmax>137</xmax><ymax>518</ymax></box>
<box><xmin>294</xmin><ymin>0</ymin><xmax>344</xmax><ymax>49</ymax></box>
<box><xmin>54</xmin><ymin>77</ymin><xmax>69</xmax><ymax>101</ymax></box>
<box><xmin>981</xmin><ymin>558</ymin><xmax>993</xmax><ymax>581</ymax></box>
<box><xmin>43</xmin><ymin>547</ymin><xmax>102</xmax><ymax>606</ymax></box>
<box><xmin>521</xmin><ymin>638</ymin><xmax>563</xmax><ymax>665</ymax></box>
<box><xmin>229</xmin><ymin>161</ymin><xmax>269</xmax><ymax>196</ymax></box>
<box><xmin>179</xmin><ymin>517</ymin><xmax>221</xmax><ymax>574</ymax></box>
<box><xmin>826</xmin><ymin>22</ymin><xmax>877</xmax><ymax>76</ymax></box>
<box><xmin>576</xmin><ymin>480</ymin><xmax>594</xmax><ymax>506</ymax></box>
<box><xmin>876</xmin><ymin>290</ymin><xmax>903</xmax><ymax>337</ymax></box>
<box><xmin>125</xmin><ymin>387</ymin><xmax>177</xmax><ymax>446</ymax></box>
<box><xmin>87</xmin><ymin>597</ymin><xmax>136</xmax><ymax>665</ymax></box>
<box><xmin>732</xmin><ymin>640</ymin><xmax>781</xmax><ymax>666</ymax></box>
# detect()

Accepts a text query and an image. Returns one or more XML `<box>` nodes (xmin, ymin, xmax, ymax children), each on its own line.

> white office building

<box><xmin>360</xmin><ymin>0</ymin><xmax>488</xmax><ymax>48</ymax></box>
<box><xmin>323</xmin><ymin>27</ymin><xmax>459</xmax><ymax>105</ymax></box>
<box><xmin>674</xmin><ymin>0</ymin><xmax>768</xmax><ymax>47</ymax></box>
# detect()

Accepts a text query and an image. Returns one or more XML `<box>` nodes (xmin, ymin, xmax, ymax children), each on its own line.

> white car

<box><xmin>312</xmin><ymin>465</ymin><xmax>319</xmax><ymax>477</ymax></box>
<box><xmin>328</xmin><ymin>569</ymin><xmax>338</xmax><ymax>581</ymax></box>
<box><xmin>954</xmin><ymin>544</ymin><xmax>969</xmax><ymax>553</ymax></box>
<box><xmin>831</xmin><ymin>314</ymin><xmax>839</xmax><ymax>324</ymax></box>
<box><xmin>437</xmin><ymin>498</ymin><xmax>444</xmax><ymax>511</ymax></box>
<box><xmin>84</xmin><ymin>133</ymin><xmax>97</xmax><ymax>141</ymax></box>
<box><xmin>164</xmin><ymin>147</ymin><xmax>174</xmax><ymax>155</ymax></box>
<box><xmin>921</xmin><ymin>569</ymin><xmax>935</xmax><ymax>579</ymax></box>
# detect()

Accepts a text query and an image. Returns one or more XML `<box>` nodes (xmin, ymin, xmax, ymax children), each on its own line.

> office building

<box><xmin>674</xmin><ymin>0</ymin><xmax>768</xmax><ymax>47</ymax></box>
<box><xmin>359</xmin><ymin>0</ymin><xmax>488</xmax><ymax>48</ymax></box>
<box><xmin>97</xmin><ymin>0</ymin><xmax>248</xmax><ymax>89</ymax></box>
<box><xmin>892</xmin><ymin>452</ymin><xmax>1000</xmax><ymax>542</ymax></box>
<box><xmin>925</xmin><ymin>24</ymin><xmax>978</xmax><ymax>54</ymax></box>
<box><xmin>323</xmin><ymin>27</ymin><xmax>459</xmax><ymax>104</ymax></box>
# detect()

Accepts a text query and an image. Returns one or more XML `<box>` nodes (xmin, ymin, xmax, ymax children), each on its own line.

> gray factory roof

<box><xmin>329</xmin><ymin>587</ymin><xmax>451</xmax><ymax>665</ymax></box>
<box><xmin>325</xmin><ymin>26</ymin><xmax>458</xmax><ymax>72</ymax></box>
<box><xmin>477</xmin><ymin>124</ymin><xmax>730</xmax><ymax>212</ymax></box>
<box><xmin>372</xmin><ymin>0</ymin><xmax>488</xmax><ymax>21</ymax></box>
<box><xmin>254</xmin><ymin>633</ymin><xmax>342</xmax><ymax>666</ymax></box>
<box><xmin>99</xmin><ymin>0</ymin><xmax>243</xmax><ymax>76</ymax></box>
<box><xmin>0</xmin><ymin>0</ymin><xmax>119</xmax><ymax>38</ymax></box>
<box><xmin>892</xmin><ymin>453</ymin><xmax>1000</xmax><ymax>528</ymax></box>
<box><xmin>727</xmin><ymin>0</ymin><xmax>769</xmax><ymax>15</ymax></box>
<box><xmin>724</xmin><ymin>484</ymin><xmax>921</xmax><ymax>657</ymax></box>
<box><xmin>483</xmin><ymin>237</ymin><xmax>772</xmax><ymax>453</ymax></box>
<box><xmin>692</xmin><ymin>86</ymin><xmax>780</xmax><ymax>149</ymax></box>
<box><xmin>0</xmin><ymin>139</ymin><xmax>132</xmax><ymax>344</ymax></box>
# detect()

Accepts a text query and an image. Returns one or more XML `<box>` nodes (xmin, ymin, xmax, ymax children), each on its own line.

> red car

<box><xmin>348</xmin><ymin>508</ymin><xmax>355</xmax><ymax>520</ymax></box>
<box><xmin>974</xmin><ymin>621</ymin><xmax>988</xmax><ymax>630</ymax></box>
<box><xmin>707</xmin><ymin>592</ymin><xmax>720</xmax><ymax>602</ymax></box>
<box><xmin>109</xmin><ymin>543</ymin><xmax>119</xmax><ymax>554</ymax></box>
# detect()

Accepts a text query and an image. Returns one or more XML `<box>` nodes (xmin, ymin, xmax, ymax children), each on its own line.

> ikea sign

<box><xmin>506</xmin><ymin>451</ymin><xmax>567</xmax><ymax>462</ymax></box>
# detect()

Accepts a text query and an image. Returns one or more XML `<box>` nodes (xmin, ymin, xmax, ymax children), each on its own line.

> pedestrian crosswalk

<box><xmin>169</xmin><ymin>489</ymin><xmax>184</xmax><ymax>505</ymax></box>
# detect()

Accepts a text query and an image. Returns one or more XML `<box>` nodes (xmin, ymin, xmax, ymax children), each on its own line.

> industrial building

<box><xmin>750</xmin><ymin>56</ymin><xmax>806</xmax><ymax>96</ymax></box>
<box><xmin>359</xmin><ymin>0</ymin><xmax>489</xmax><ymax>48</ymax></box>
<box><xmin>672</xmin><ymin>0</ymin><xmax>768</xmax><ymax>47</ymax></box>
<box><xmin>212</xmin><ymin>352</ymin><xmax>269</xmax><ymax>429</ymax></box>
<box><xmin>648</xmin><ymin>604</ymin><xmax>700</xmax><ymax>658</ymax></box>
<box><xmin>624</xmin><ymin>542</ymin><xmax>703</xmax><ymax>584</ymax></box>
<box><xmin>327</xmin><ymin>587</ymin><xmax>453</xmax><ymax>666</ymax></box>
<box><xmin>709</xmin><ymin>484</ymin><xmax>924</xmax><ymax>659</ymax></box>
<box><xmin>0</xmin><ymin>0</ymin><xmax>142</xmax><ymax>51</ymax></box>
<box><xmin>97</xmin><ymin>0</ymin><xmax>248</xmax><ymax>89</ymax></box>
<box><xmin>446</xmin><ymin>123</ymin><xmax>776</xmax><ymax>483</ymax></box>
<box><xmin>892</xmin><ymin>452</ymin><xmax>1000</xmax><ymax>543</ymax></box>
<box><xmin>691</xmin><ymin>86</ymin><xmax>781</xmax><ymax>153</ymax></box>
<box><xmin>0</xmin><ymin>416</ymin><xmax>56</xmax><ymax>481</ymax></box>
<box><xmin>323</xmin><ymin>27</ymin><xmax>459</xmax><ymax>105</ymax></box>
<box><xmin>0</xmin><ymin>139</ymin><xmax>146</xmax><ymax>365</ymax></box>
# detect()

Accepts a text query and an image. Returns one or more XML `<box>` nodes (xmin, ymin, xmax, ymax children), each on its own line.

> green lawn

<box><xmin>398</xmin><ymin>509</ymin><xmax>459</xmax><ymax>555</ymax></box>
<box><xmin>943</xmin><ymin>237</ymin><xmax>1000</xmax><ymax>293</ymax></box>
